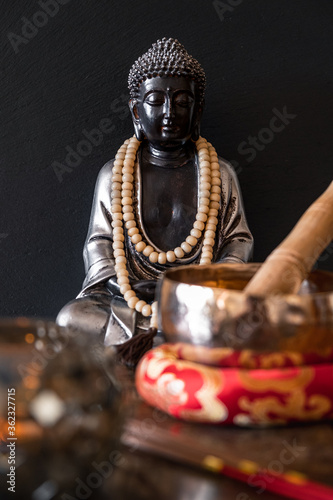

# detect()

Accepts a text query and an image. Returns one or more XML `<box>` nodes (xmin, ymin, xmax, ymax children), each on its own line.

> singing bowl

<box><xmin>158</xmin><ymin>263</ymin><xmax>333</xmax><ymax>353</ymax></box>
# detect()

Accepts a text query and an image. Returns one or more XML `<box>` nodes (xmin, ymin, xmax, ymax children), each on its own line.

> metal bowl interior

<box><xmin>158</xmin><ymin>263</ymin><xmax>333</xmax><ymax>352</ymax></box>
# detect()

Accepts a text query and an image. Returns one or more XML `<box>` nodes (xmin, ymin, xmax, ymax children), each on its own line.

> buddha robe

<box><xmin>57</xmin><ymin>153</ymin><xmax>253</xmax><ymax>345</ymax></box>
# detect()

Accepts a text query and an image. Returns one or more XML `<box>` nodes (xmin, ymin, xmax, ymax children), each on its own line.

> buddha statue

<box><xmin>56</xmin><ymin>38</ymin><xmax>253</xmax><ymax>346</ymax></box>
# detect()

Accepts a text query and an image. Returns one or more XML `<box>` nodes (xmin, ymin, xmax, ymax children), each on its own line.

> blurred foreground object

<box><xmin>0</xmin><ymin>319</ymin><xmax>122</xmax><ymax>499</ymax></box>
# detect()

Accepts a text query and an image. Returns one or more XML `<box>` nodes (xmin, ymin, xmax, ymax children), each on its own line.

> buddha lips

<box><xmin>111</xmin><ymin>136</ymin><xmax>222</xmax><ymax>324</ymax></box>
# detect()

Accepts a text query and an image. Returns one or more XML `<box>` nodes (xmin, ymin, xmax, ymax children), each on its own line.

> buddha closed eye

<box><xmin>174</xmin><ymin>93</ymin><xmax>195</xmax><ymax>107</ymax></box>
<box><xmin>133</xmin><ymin>76</ymin><xmax>199</xmax><ymax>147</ymax></box>
<box><xmin>144</xmin><ymin>91</ymin><xmax>195</xmax><ymax>108</ymax></box>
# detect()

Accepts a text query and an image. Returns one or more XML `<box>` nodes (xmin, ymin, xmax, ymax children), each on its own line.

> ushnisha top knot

<box><xmin>128</xmin><ymin>37</ymin><xmax>206</xmax><ymax>105</ymax></box>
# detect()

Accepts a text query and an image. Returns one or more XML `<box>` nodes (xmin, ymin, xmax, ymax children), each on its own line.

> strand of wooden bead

<box><xmin>112</xmin><ymin>137</ymin><xmax>152</xmax><ymax>319</ymax></box>
<box><xmin>196</xmin><ymin>136</ymin><xmax>213</xmax><ymax>264</ymax></box>
<box><xmin>185</xmin><ymin>136</ymin><xmax>212</xmax><ymax>260</ymax></box>
<box><xmin>150</xmin><ymin>301</ymin><xmax>159</xmax><ymax>329</ymax></box>
<box><xmin>112</xmin><ymin>135</ymin><xmax>221</xmax><ymax>322</ymax></box>
<box><xmin>199</xmin><ymin>141</ymin><xmax>221</xmax><ymax>264</ymax></box>
<box><xmin>123</xmin><ymin>136</ymin><xmax>217</xmax><ymax>264</ymax></box>
<box><xmin>112</xmin><ymin>137</ymin><xmax>158</xmax><ymax>324</ymax></box>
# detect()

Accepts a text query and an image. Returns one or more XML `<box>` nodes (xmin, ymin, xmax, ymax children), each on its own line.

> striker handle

<box><xmin>245</xmin><ymin>181</ymin><xmax>333</xmax><ymax>296</ymax></box>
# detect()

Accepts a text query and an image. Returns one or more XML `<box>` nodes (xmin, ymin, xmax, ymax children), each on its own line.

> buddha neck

<box><xmin>142</xmin><ymin>140</ymin><xmax>195</xmax><ymax>169</ymax></box>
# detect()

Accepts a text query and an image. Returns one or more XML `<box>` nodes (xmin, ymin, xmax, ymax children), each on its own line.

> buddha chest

<box><xmin>140</xmin><ymin>160</ymin><xmax>198</xmax><ymax>252</ymax></box>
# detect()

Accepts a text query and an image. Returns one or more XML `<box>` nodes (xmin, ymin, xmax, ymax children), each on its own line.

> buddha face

<box><xmin>129</xmin><ymin>76</ymin><xmax>202</xmax><ymax>150</ymax></box>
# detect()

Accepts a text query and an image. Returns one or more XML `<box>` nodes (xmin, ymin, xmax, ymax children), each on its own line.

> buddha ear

<box><xmin>129</xmin><ymin>99</ymin><xmax>145</xmax><ymax>141</ymax></box>
<box><xmin>191</xmin><ymin>102</ymin><xmax>204</xmax><ymax>142</ymax></box>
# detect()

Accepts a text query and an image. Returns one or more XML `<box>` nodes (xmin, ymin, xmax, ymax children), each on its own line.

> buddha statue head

<box><xmin>128</xmin><ymin>38</ymin><xmax>206</xmax><ymax>150</ymax></box>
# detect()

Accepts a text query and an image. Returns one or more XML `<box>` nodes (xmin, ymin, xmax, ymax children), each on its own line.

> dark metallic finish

<box><xmin>128</xmin><ymin>38</ymin><xmax>206</xmax><ymax>105</ymax></box>
<box><xmin>159</xmin><ymin>263</ymin><xmax>333</xmax><ymax>353</ymax></box>
<box><xmin>57</xmin><ymin>39</ymin><xmax>253</xmax><ymax>344</ymax></box>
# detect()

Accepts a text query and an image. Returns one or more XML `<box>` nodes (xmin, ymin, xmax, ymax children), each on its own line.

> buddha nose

<box><xmin>163</xmin><ymin>96</ymin><xmax>175</xmax><ymax>121</ymax></box>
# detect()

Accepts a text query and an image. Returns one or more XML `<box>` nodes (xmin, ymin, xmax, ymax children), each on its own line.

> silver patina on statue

<box><xmin>56</xmin><ymin>38</ymin><xmax>253</xmax><ymax>345</ymax></box>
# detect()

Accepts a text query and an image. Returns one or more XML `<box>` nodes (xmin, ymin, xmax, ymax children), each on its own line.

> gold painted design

<box><xmin>238</xmin><ymin>350</ymin><xmax>257</xmax><ymax>369</ymax></box>
<box><xmin>238</xmin><ymin>459</ymin><xmax>259</xmax><ymax>474</ymax></box>
<box><xmin>143</xmin><ymin>350</ymin><xmax>174</xmax><ymax>381</ymax></box>
<box><xmin>283</xmin><ymin>471</ymin><xmax>308</xmax><ymax>485</ymax></box>
<box><xmin>238</xmin><ymin>367</ymin><xmax>313</xmax><ymax>392</ymax></box>
<box><xmin>203</xmin><ymin>455</ymin><xmax>224</xmax><ymax>471</ymax></box>
<box><xmin>178</xmin><ymin>343</ymin><xmax>234</xmax><ymax>366</ymax></box>
<box><xmin>180</xmin><ymin>364</ymin><xmax>228</xmax><ymax>422</ymax></box>
<box><xmin>238</xmin><ymin>391</ymin><xmax>331</xmax><ymax>423</ymax></box>
<box><xmin>238</xmin><ymin>349</ymin><xmax>305</xmax><ymax>370</ymax></box>
<box><xmin>173</xmin><ymin>343</ymin><xmax>307</xmax><ymax>369</ymax></box>
<box><xmin>139</xmin><ymin>346</ymin><xmax>228</xmax><ymax>422</ymax></box>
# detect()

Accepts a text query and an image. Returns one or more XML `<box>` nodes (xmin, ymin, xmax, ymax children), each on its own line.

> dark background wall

<box><xmin>1</xmin><ymin>0</ymin><xmax>332</xmax><ymax>318</ymax></box>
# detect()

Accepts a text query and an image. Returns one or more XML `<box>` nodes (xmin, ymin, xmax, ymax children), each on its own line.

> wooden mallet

<box><xmin>245</xmin><ymin>182</ymin><xmax>333</xmax><ymax>296</ymax></box>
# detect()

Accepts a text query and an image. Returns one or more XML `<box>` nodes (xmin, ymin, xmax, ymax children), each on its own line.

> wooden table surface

<box><xmin>100</xmin><ymin>365</ymin><xmax>333</xmax><ymax>500</ymax></box>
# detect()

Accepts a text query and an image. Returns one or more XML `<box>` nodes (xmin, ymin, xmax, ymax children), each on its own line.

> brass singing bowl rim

<box><xmin>158</xmin><ymin>263</ymin><xmax>333</xmax><ymax>351</ymax></box>
<box><xmin>161</xmin><ymin>262</ymin><xmax>333</xmax><ymax>298</ymax></box>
